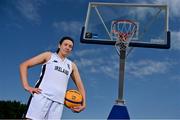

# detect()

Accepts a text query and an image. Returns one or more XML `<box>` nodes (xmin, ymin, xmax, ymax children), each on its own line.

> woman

<box><xmin>20</xmin><ymin>36</ymin><xmax>86</xmax><ymax>119</ymax></box>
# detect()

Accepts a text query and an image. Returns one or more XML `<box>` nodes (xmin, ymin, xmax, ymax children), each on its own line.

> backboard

<box><xmin>80</xmin><ymin>2</ymin><xmax>170</xmax><ymax>49</ymax></box>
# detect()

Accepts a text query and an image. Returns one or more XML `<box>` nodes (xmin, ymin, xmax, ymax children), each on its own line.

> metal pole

<box><xmin>116</xmin><ymin>49</ymin><xmax>126</xmax><ymax>104</ymax></box>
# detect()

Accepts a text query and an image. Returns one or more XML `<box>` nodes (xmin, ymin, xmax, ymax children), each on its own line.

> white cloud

<box><xmin>99</xmin><ymin>65</ymin><xmax>117</xmax><ymax>79</ymax></box>
<box><xmin>73</xmin><ymin>46</ymin><xmax>177</xmax><ymax>81</ymax></box>
<box><xmin>136</xmin><ymin>0</ymin><xmax>180</xmax><ymax>18</ymax></box>
<box><xmin>171</xmin><ymin>31</ymin><xmax>180</xmax><ymax>50</ymax></box>
<box><xmin>53</xmin><ymin>21</ymin><xmax>82</xmax><ymax>37</ymax></box>
<box><xmin>74</xmin><ymin>47</ymin><xmax>107</xmax><ymax>57</ymax></box>
<box><xmin>171</xmin><ymin>75</ymin><xmax>180</xmax><ymax>82</ymax></box>
<box><xmin>126</xmin><ymin>59</ymin><xmax>171</xmax><ymax>78</ymax></box>
<box><xmin>78</xmin><ymin>58</ymin><xmax>94</xmax><ymax>67</ymax></box>
<box><xmin>74</xmin><ymin>48</ymin><xmax>118</xmax><ymax>79</ymax></box>
<box><xmin>154</xmin><ymin>0</ymin><xmax>180</xmax><ymax>18</ymax></box>
<box><xmin>16</xmin><ymin>0</ymin><xmax>44</xmax><ymax>23</ymax></box>
<box><xmin>128</xmin><ymin>7</ymin><xmax>155</xmax><ymax>20</ymax></box>
<box><xmin>76</xmin><ymin>49</ymin><xmax>173</xmax><ymax>80</ymax></box>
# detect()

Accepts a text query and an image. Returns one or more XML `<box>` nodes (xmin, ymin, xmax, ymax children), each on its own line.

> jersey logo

<box><xmin>53</xmin><ymin>60</ymin><xmax>58</xmax><ymax>63</ymax></box>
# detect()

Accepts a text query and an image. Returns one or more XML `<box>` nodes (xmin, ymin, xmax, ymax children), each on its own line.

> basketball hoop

<box><xmin>111</xmin><ymin>20</ymin><xmax>137</xmax><ymax>55</ymax></box>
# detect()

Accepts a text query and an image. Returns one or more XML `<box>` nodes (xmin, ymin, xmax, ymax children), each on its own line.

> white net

<box><xmin>111</xmin><ymin>20</ymin><xmax>137</xmax><ymax>54</ymax></box>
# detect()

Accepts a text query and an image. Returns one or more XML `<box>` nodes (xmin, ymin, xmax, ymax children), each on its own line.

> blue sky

<box><xmin>0</xmin><ymin>0</ymin><xmax>180</xmax><ymax>119</ymax></box>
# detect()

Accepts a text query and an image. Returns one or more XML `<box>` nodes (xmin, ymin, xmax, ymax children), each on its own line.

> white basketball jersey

<box><xmin>36</xmin><ymin>52</ymin><xmax>72</xmax><ymax>103</ymax></box>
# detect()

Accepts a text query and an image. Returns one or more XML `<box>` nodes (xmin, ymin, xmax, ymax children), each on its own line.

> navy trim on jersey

<box><xmin>65</xmin><ymin>98</ymin><xmax>83</xmax><ymax>104</ymax></box>
<box><xmin>35</xmin><ymin>65</ymin><xmax>46</xmax><ymax>88</ymax></box>
<box><xmin>23</xmin><ymin>65</ymin><xmax>46</xmax><ymax>118</ymax></box>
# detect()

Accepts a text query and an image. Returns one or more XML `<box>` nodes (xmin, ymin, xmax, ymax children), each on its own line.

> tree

<box><xmin>0</xmin><ymin>100</ymin><xmax>27</xmax><ymax>119</ymax></box>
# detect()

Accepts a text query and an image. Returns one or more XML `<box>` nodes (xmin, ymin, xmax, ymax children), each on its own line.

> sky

<box><xmin>0</xmin><ymin>0</ymin><xmax>180</xmax><ymax>119</ymax></box>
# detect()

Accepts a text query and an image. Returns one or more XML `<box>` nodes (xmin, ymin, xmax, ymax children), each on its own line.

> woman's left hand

<box><xmin>71</xmin><ymin>104</ymin><xmax>86</xmax><ymax>113</ymax></box>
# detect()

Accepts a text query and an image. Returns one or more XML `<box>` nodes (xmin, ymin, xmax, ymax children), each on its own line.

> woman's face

<box><xmin>59</xmin><ymin>39</ymin><xmax>73</xmax><ymax>56</ymax></box>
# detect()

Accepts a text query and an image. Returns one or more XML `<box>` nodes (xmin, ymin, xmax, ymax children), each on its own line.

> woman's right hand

<box><xmin>24</xmin><ymin>86</ymin><xmax>42</xmax><ymax>95</ymax></box>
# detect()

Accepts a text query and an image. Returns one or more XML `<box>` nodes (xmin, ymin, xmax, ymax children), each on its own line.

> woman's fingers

<box><xmin>27</xmin><ymin>87</ymin><xmax>42</xmax><ymax>95</ymax></box>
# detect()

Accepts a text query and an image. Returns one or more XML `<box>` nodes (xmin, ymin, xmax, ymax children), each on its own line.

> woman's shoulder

<box><xmin>71</xmin><ymin>61</ymin><xmax>78</xmax><ymax>69</ymax></box>
<box><xmin>38</xmin><ymin>51</ymin><xmax>53</xmax><ymax>62</ymax></box>
<box><xmin>40</xmin><ymin>51</ymin><xmax>52</xmax><ymax>56</ymax></box>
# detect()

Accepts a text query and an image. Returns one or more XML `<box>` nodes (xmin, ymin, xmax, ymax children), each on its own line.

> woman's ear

<box><xmin>58</xmin><ymin>44</ymin><xmax>61</xmax><ymax>49</ymax></box>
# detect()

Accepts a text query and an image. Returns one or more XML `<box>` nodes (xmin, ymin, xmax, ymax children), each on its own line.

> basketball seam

<box><xmin>65</xmin><ymin>98</ymin><xmax>82</xmax><ymax>104</ymax></box>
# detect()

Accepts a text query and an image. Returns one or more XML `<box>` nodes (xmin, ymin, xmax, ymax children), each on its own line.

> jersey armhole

<box><xmin>70</xmin><ymin>61</ymin><xmax>74</xmax><ymax>76</ymax></box>
<box><xmin>42</xmin><ymin>52</ymin><xmax>53</xmax><ymax>65</ymax></box>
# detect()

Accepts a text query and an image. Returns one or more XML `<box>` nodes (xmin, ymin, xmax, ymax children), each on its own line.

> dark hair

<box><xmin>56</xmin><ymin>36</ymin><xmax>74</xmax><ymax>53</ymax></box>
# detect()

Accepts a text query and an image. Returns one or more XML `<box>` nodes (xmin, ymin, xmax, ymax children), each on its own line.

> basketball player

<box><xmin>19</xmin><ymin>36</ymin><xmax>86</xmax><ymax>119</ymax></box>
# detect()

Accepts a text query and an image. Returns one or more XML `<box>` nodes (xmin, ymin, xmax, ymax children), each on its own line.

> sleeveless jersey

<box><xmin>36</xmin><ymin>52</ymin><xmax>72</xmax><ymax>103</ymax></box>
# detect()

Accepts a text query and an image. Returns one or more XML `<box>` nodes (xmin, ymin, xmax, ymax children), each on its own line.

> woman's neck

<box><xmin>57</xmin><ymin>52</ymin><xmax>65</xmax><ymax>60</ymax></box>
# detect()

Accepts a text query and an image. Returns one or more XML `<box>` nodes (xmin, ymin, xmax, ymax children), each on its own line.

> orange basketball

<box><xmin>64</xmin><ymin>89</ymin><xmax>83</xmax><ymax>108</ymax></box>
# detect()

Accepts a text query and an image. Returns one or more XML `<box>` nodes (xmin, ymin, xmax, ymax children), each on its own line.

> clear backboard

<box><xmin>80</xmin><ymin>2</ymin><xmax>170</xmax><ymax>49</ymax></box>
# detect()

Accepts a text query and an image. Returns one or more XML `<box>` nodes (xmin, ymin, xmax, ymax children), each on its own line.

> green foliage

<box><xmin>0</xmin><ymin>100</ymin><xmax>27</xmax><ymax>119</ymax></box>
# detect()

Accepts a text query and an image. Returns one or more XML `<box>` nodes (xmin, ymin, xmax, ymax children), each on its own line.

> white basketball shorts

<box><xmin>26</xmin><ymin>93</ymin><xmax>64</xmax><ymax>119</ymax></box>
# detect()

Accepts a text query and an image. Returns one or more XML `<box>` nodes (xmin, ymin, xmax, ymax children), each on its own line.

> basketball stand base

<box><xmin>107</xmin><ymin>104</ymin><xmax>130</xmax><ymax>119</ymax></box>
